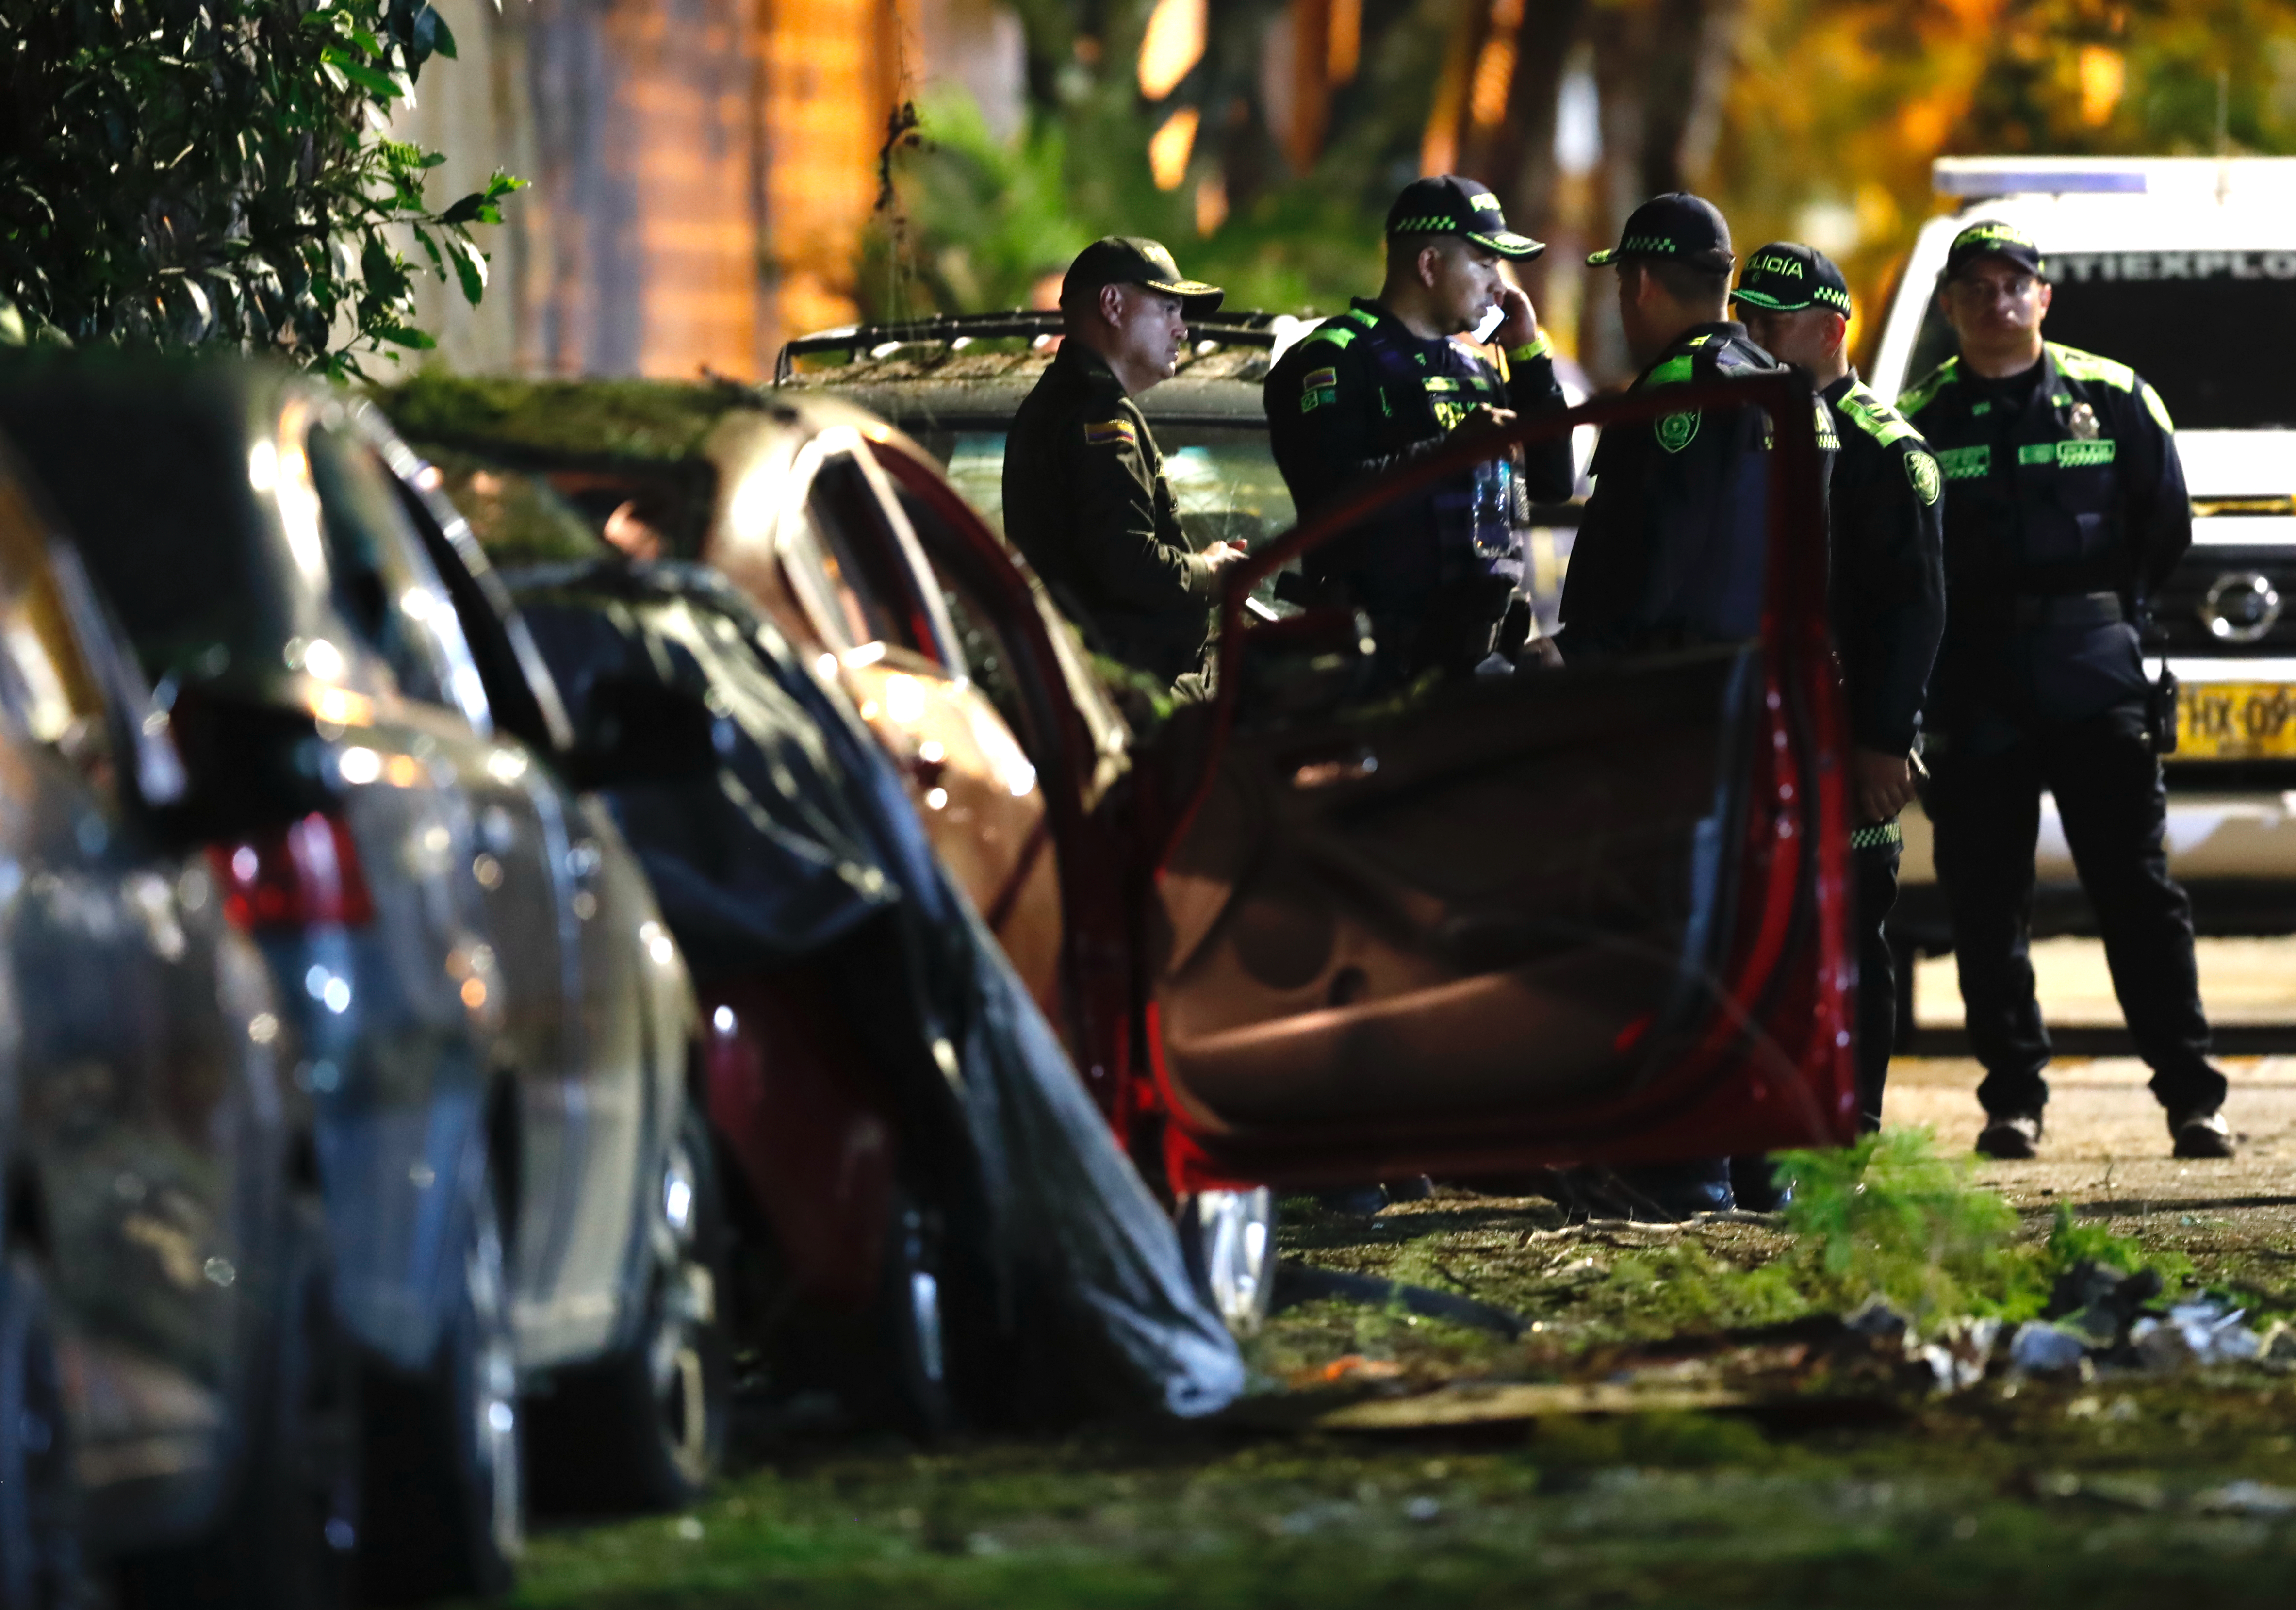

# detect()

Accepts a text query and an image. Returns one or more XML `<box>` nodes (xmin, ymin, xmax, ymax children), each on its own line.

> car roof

<box><xmin>774</xmin><ymin>308</ymin><xmax>1307</xmax><ymax>430</ymax></box>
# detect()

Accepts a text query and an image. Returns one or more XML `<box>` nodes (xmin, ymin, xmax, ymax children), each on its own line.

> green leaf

<box><xmin>322</xmin><ymin>49</ymin><xmax>400</xmax><ymax>100</ymax></box>
<box><xmin>439</xmin><ymin>192</ymin><xmax>496</xmax><ymax>226</ymax></box>
<box><xmin>449</xmin><ymin>235</ymin><xmax>487</xmax><ymax>305</ymax></box>
<box><xmin>414</xmin><ymin>4</ymin><xmax>457</xmax><ymax>61</ymax></box>
<box><xmin>377</xmin><ymin>323</ymin><xmax>437</xmax><ymax>350</ymax></box>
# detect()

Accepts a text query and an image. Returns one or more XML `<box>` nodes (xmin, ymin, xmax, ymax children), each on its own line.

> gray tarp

<box><xmin>510</xmin><ymin>561</ymin><xmax>1242</xmax><ymax>1419</ymax></box>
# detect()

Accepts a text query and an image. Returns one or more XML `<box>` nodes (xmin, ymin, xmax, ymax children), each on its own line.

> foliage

<box><xmin>1714</xmin><ymin>0</ymin><xmax>2296</xmax><ymax>355</ymax></box>
<box><xmin>0</xmin><ymin>0</ymin><xmax>522</xmax><ymax>378</ymax></box>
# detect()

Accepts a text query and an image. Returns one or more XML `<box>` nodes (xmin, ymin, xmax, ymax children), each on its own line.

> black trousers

<box><xmin>1853</xmin><ymin>838</ymin><xmax>1902</xmax><ymax>1132</ymax></box>
<box><xmin>1924</xmin><ymin>708</ymin><xmax>2225</xmax><ymax>1118</ymax></box>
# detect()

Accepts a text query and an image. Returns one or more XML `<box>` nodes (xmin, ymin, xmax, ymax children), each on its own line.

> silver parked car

<box><xmin>0</xmin><ymin>361</ymin><xmax>730</xmax><ymax>1603</ymax></box>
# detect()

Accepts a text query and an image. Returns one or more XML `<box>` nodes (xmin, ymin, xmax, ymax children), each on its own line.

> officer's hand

<box><xmin>1852</xmin><ymin>746</ymin><xmax>1917</xmax><ymax>826</ymax></box>
<box><xmin>1489</xmin><ymin>283</ymin><xmax>1541</xmax><ymax>351</ymax></box>
<box><xmin>1199</xmin><ymin>541</ymin><xmax>1249</xmax><ymax>572</ymax></box>
<box><xmin>1453</xmin><ymin>404</ymin><xmax>1520</xmax><ymax>443</ymax></box>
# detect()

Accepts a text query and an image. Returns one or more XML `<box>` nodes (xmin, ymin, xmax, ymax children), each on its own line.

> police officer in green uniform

<box><xmin>1901</xmin><ymin>220</ymin><xmax>2233</xmax><ymax>1161</ymax></box>
<box><xmin>1263</xmin><ymin>176</ymin><xmax>1574</xmax><ymax>682</ymax></box>
<box><xmin>1004</xmin><ymin>237</ymin><xmax>1247</xmax><ymax>685</ymax></box>
<box><xmin>1732</xmin><ymin>242</ymin><xmax>1947</xmax><ymax>1136</ymax></box>
<box><xmin>1559</xmin><ymin>194</ymin><xmax>1787</xmax><ymax>663</ymax></box>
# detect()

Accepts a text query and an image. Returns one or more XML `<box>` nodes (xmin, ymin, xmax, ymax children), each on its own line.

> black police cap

<box><xmin>1061</xmin><ymin>237</ymin><xmax>1224</xmax><ymax>316</ymax></box>
<box><xmin>1385</xmin><ymin>175</ymin><xmax>1545</xmax><ymax>259</ymax></box>
<box><xmin>1732</xmin><ymin>241</ymin><xmax>1852</xmax><ymax>314</ymax></box>
<box><xmin>1588</xmin><ymin>193</ymin><xmax>1736</xmax><ymax>273</ymax></box>
<box><xmin>1942</xmin><ymin>220</ymin><xmax>2045</xmax><ymax>280</ymax></box>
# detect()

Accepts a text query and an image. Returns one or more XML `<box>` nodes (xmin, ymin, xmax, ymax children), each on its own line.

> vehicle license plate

<box><xmin>2177</xmin><ymin>682</ymin><xmax>2296</xmax><ymax>758</ymax></box>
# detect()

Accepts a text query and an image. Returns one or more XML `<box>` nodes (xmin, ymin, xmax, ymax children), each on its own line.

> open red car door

<box><xmin>1147</xmin><ymin>373</ymin><xmax>1854</xmax><ymax>1194</ymax></box>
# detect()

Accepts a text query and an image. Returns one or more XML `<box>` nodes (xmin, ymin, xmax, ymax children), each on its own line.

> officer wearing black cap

<box><xmin>1732</xmin><ymin>241</ymin><xmax>1947</xmax><ymax>1135</ymax></box>
<box><xmin>1004</xmin><ymin>237</ymin><xmax>1248</xmax><ymax>684</ymax></box>
<box><xmin>1559</xmin><ymin>194</ymin><xmax>1788</xmax><ymax>662</ymax></box>
<box><xmin>1901</xmin><ymin>219</ymin><xmax>2232</xmax><ymax>1162</ymax></box>
<box><xmin>1263</xmin><ymin>175</ymin><xmax>1574</xmax><ymax>682</ymax></box>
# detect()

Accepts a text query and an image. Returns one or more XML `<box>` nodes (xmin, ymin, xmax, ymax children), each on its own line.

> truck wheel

<box><xmin>0</xmin><ymin>1258</ymin><xmax>80</xmax><ymax>1610</ymax></box>
<box><xmin>357</xmin><ymin>1154</ymin><xmax>520</xmax><ymax>1604</ymax></box>
<box><xmin>120</xmin><ymin>1193</ymin><xmax>358</xmax><ymax>1609</ymax></box>
<box><xmin>529</xmin><ymin>1096</ymin><xmax>730</xmax><ymax>1513</ymax></box>
<box><xmin>1178</xmin><ymin>1188</ymin><xmax>1278</xmax><ymax>1337</ymax></box>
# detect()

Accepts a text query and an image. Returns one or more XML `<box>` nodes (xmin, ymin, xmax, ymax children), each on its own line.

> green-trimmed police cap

<box><xmin>1588</xmin><ymin>192</ymin><xmax>1736</xmax><ymax>272</ymax></box>
<box><xmin>1943</xmin><ymin>219</ymin><xmax>2044</xmax><ymax>280</ymax></box>
<box><xmin>1061</xmin><ymin>237</ymin><xmax>1224</xmax><ymax>316</ymax></box>
<box><xmin>1731</xmin><ymin>242</ymin><xmax>1852</xmax><ymax>314</ymax></box>
<box><xmin>1385</xmin><ymin>175</ymin><xmax>1546</xmax><ymax>259</ymax></box>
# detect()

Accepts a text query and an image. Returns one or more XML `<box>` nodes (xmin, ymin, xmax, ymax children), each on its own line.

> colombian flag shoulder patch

<box><xmin>1084</xmin><ymin>418</ymin><xmax>1138</xmax><ymax>447</ymax></box>
<box><xmin>1302</xmin><ymin>367</ymin><xmax>1338</xmax><ymax>391</ymax></box>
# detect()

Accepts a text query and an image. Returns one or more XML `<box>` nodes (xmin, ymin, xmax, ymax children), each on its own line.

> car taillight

<box><xmin>208</xmin><ymin>812</ymin><xmax>376</xmax><ymax>930</ymax></box>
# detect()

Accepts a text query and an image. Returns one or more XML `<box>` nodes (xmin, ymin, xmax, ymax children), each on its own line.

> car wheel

<box><xmin>0</xmin><ymin>1258</ymin><xmax>81</xmax><ymax>1610</ymax></box>
<box><xmin>119</xmin><ymin>1193</ymin><xmax>358</xmax><ymax>1609</ymax></box>
<box><xmin>1178</xmin><ymin>1188</ymin><xmax>1278</xmax><ymax>1337</ymax></box>
<box><xmin>357</xmin><ymin>1153</ymin><xmax>520</xmax><ymax>1604</ymax></box>
<box><xmin>528</xmin><ymin>1096</ymin><xmax>730</xmax><ymax>1513</ymax></box>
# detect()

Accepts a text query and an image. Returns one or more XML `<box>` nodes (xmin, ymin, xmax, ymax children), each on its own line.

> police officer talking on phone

<box><xmin>1263</xmin><ymin>176</ymin><xmax>1574</xmax><ymax>684</ymax></box>
<box><xmin>1901</xmin><ymin>220</ymin><xmax>2232</xmax><ymax>1161</ymax></box>
<box><xmin>1732</xmin><ymin>243</ymin><xmax>1946</xmax><ymax>1135</ymax></box>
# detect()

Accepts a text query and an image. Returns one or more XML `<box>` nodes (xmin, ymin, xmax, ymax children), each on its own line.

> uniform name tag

<box><xmin>2017</xmin><ymin>439</ymin><xmax>2118</xmax><ymax>468</ymax></box>
<box><xmin>1084</xmin><ymin>418</ymin><xmax>1137</xmax><ymax>447</ymax></box>
<box><xmin>1937</xmin><ymin>444</ymin><xmax>1990</xmax><ymax>479</ymax></box>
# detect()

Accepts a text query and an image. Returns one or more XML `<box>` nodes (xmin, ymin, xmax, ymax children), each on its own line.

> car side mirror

<box><xmin>565</xmin><ymin>675</ymin><xmax>720</xmax><ymax>789</ymax></box>
<box><xmin>1234</xmin><ymin>605</ymin><xmax>1376</xmax><ymax>725</ymax></box>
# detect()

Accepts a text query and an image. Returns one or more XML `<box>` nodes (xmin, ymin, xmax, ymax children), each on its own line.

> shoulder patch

<box><xmin>1812</xmin><ymin>397</ymin><xmax>1840</xmax><ymax>452</ymax></box>
<box><xmin>1905</xmin><ymin>449</ymin><xmax>1942</xmax><ymax>506</ymax></box>
<box><xmin>1084</xmin><ymin>418</ymin><xmax>1138</xmax><ymax>448</ymax></box>
<box><xmin>1898</xmin><ymin>358</ymin><xmax>1960</xmax><ymax>417</ymax></box>
<box><xmin>1302</xmin><ymin>366</ymin><xmax>1338</xmax><ymax>391</ymax></box>
<box><xmin>1656</xmin><ymin>409</ymin><xmax>1702</xmax><ymax>453</ymax></box>
<box><xmin>2050</xmin><ymin>344</ymin><xmax>2137</xmax><ymax>393</ymax></box>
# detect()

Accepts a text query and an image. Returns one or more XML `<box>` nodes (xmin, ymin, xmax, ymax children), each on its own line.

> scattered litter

<box><xmin>2008</xmin><ymin>1321</ymin><xmax>2093</xmax><ymax>1378</ymax></box>
<box><xmin>2131</xmin><ymin>1301</ymin><xmax>2262</xmax><ymax>1370</ymax></box>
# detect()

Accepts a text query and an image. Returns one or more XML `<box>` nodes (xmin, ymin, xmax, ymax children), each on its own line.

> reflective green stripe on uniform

<box><xmin>2049</xmin><ymin>344</ymin><xmax>2135</xmax><ymax>392</ymax></box>
<box><xmin>2016</xmin><ymin>439</ymin><xmax>2119</xmax><ymax>468</ymax></box>
<box><xmin>1849</xmin><ymin>820</ymin><xmax>1904</xmax><ymax>850</ymax></box>
<box><xmin>1937</xmin><ymin>444</ymin><xmax>1990</xmax><ymax>479</ymax></box>
<box><xmin>1644</xmin><ymin>354</ymin><xmax>1697</xmax><ymax>388</ymax></box>
<box><xmin>1301</xmin><ymin>323</ymin><xmax>1358</xmax><ymax>351</ymax></box>
<box><xmin>1836</xmin><ymin>383</ymin><xmax>1921</xmax><ymax>448</ymax></box>
<box><xmin>1898</xmin><ymin>357</ymin><xmax>1959</xmax><ymax>416</ymax></box>
<box><xmin>1812</xmin><ymin>396</ymin><xmax>1840</xmax><ymax>452</ymax></box>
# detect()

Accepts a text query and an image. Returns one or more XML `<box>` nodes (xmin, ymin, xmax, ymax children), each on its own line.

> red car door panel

<box><xmin>1148</xmin><ymin>376</ymin><xmax>1853</xmax><ymax>1191</ymax></box>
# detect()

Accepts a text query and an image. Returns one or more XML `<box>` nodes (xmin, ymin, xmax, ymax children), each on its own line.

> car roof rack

<box><xmin>774</xmin><ymin>308</ymin><xmax>1305</xmax><ymax>384</ymax></box>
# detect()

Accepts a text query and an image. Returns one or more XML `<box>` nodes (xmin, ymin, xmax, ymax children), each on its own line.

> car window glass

<box><xmin>785</xmin><ymin>452</ymin><xmax>933</xmax><ymax>658</ymax></box>
<box><xmin>305</xmin><ymin>426</ymin><xmax>476</xmax><ymax>713</ymax></box>
<box><xmin>0</xmin><ymin>470</ymin><xmax>110</xmax><ymax>776</ymax></box>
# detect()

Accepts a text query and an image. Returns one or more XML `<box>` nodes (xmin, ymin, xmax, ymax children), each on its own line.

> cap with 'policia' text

<box><xmin>1061</xmin><ymin>237</ymin><xmax>1224</xmax><ymax>316</ymax></box>
<box><xmin>1731</xmin><ymin>242</ymin><xmax>1852</xmax><ymax>314</ymax></box>
<box><xmin>1587</xmin><ymin>193</ymin><xmax>1736</xmax><ymax>272</ymax></box>
<box><xmin>1385</xmin><ymin>176</ymin><xmax>1546</xmax><ymax>259</ymax></box>
<box><xmin>1943</xmin><ymin>220</ymin><xmax>2045</xmax><ymax>280</ymax></box>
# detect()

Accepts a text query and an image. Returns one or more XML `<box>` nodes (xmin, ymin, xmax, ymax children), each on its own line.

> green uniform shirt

<box><xmin>1002</xmin><ymin>342</ymin><xmax>1219</xmax><ymax>684</ymax></box>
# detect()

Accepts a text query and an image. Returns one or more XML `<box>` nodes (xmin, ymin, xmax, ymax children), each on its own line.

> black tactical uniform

<box><xmin>1558</xmin><ymin>320</ymin><xmax>1787</xmax><ymax>656</ymax></box>
<box><xmin>1731</xmin><ymin>242</ymin><xmax>1949</xmax><ymax>1131</ymax></box>
<box><xmin>1263</xmin><ymin>176</ymin><xmax>1573</xmax><ymax>680</ymax></box>
<box><xmin>1003</xmin><ymin>239</ymin><xmax>1228</xmax><ymax>685</ymax></box>
<box><xmin>1902</xmin><ymin>223</ymin><xmax>2226</xmax><ymax>1147</ymax></box>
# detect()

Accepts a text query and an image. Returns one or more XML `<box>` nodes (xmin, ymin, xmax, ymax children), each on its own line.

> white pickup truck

<box><xmin>1869</xmin><ymin>155</ymin><xmax>2296</xmax><ymax>1011</ymax></box>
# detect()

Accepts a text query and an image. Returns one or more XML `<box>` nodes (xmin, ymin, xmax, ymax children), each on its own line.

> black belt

<box><xmin>2007</xmin><ymin>591</ymin><xmax>2124</xmax><ymax>627</ymax></box>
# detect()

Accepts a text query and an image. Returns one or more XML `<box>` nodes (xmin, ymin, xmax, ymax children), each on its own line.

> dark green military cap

<box><xmin>1731</xmin><ymin>241</ymin><xmax>1852</xmax><ymax>313</ymax></box>
<box><xmin>1062</xmin><ymin>237</ymin><xmax>1223</xmax><ymax>316</ymax></box>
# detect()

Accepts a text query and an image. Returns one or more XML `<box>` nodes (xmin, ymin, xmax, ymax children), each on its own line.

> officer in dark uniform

<box><xmin>1559</xmin><ymin>194</ymin><xmax>1787</xmax><ymax>661</ymax></box>
<box><xmin>1732</xmin><ymin>242</ymin><xmax>1947</xmax><ymax>1135</ymax></box>
<box><xmin>1004</xmin><ymin>237</ymin><xmax>1247</xmax><ymax>685</ymax></box>
<box><xmin>1263</xmin><ymin>175</ymin><xmax>1574</xmax><ymax>682</ymax></box>
<box><xmin>1901</xmin><ymin>220</ymin><xmax>2233</xmax><ymax>1161</ymax></box>
<box><xmin>1558</xmin><ymin>194</ymin><xmax>1787</xmax><ymax>1218</ymax></box>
